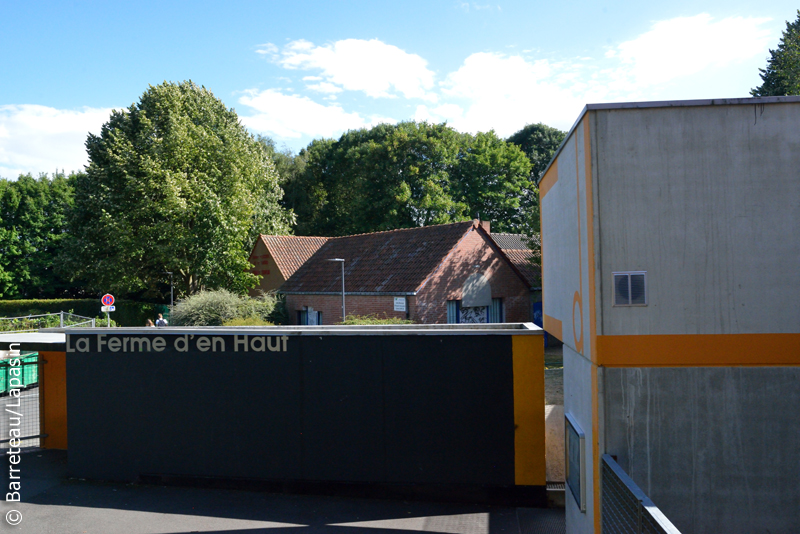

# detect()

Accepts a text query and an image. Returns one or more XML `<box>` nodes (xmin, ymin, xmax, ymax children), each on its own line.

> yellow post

<box><xmin>512</xmin><ymin>335</ymin><xmax>546</xmax><ymax>486</ymax></box>
<box><xmin>39</xmin><ymin>351</ymin><xmax>68</xmax><ymax>449</ymax></box>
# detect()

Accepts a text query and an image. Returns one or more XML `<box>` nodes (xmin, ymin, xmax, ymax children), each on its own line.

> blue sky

<box><xmin>0</xmin><ymin>1</ymin><xmax>796</xmax><ymax>178</ymax></box>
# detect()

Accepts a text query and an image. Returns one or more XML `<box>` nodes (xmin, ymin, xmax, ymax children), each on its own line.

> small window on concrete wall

<box><xmin>612</xmin><ymin>271</ymin><xmax>647</xmax><ymax>306</ymax></box>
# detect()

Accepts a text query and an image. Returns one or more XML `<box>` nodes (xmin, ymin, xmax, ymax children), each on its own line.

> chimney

<box><xmin>472</xmin><ymin>218</ymin><xmax>491</xmax><ymax>233</ymax></box>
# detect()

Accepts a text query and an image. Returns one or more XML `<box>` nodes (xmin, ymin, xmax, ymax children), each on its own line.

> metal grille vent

<box><xmin>613</xmin><ymin>272</ymin><xmax>647</xmax><ymax>306</ymax></box>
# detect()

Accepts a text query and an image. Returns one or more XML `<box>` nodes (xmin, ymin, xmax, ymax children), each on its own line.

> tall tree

<box><xmin>0</xmin><ymin>172</ymin><xmax>77</xmax><ymax>299</ymax></box>
<box><xmin>286</xmin><ymin>122</ymin><xmax>531</xmax><ymax>236</ymax></box>
<box><xmin>506</xmin><ymin>123</ymin><xmax>566</xmax><ymax>236</ymax></box>
<box><xmin>751</xmin><ymin>10</ymin><xmax>800</xmax><ymax>96</ymax></box>
<box><xmin>451</xmin><ymin>131</ymin><xmax>531</xmax><ymax>232</ymax></box>
<box><xmin>61</xmin><ymin>81</ymin><xmax>294</xmax><ymax>298</ymax></box>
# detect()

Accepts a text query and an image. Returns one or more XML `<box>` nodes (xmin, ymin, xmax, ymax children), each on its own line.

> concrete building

<box><xmin>539</xmin><ymin>96</ymin><xmax>800</xmax><ymax>533</ymax></box>
<box><xmin>280</xmin><ymin>220</ymin><xmax>534</xmax><ymax>325</ymax></box>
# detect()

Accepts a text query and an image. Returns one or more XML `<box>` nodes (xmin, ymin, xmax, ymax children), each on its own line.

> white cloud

<box><xmin>607</xmin><ymin>13</ymin><xmax>772</xmax><ymax>87</ymax></box>
<box><xmin>276</xmin><ymin>38</ymin><xmax>437</xmax><ymax>101</ymax></box>
<box><xmin>0</xmin><ymin>104</ymin><xmax>111</xmax><ymax>178</ymax></box>
<box><xmin>430</xmin><ymin>13</ymin><xmax>773</xmax><ymax>136</ymax></box>
<box><xmin>255</xmin><ymin>43</ymin><xmax>278</xmax><ymax>57</ymax></box>
<box><xmin>238</xmin><ymin>89</ymin><xmax>375</xmax><ymax>139</ymax></box>
<box><xmin>306</xmin><ymin>82</ymin><xmax>343</xmax><ymax>94</ymax></box>
<box><xmin>438</xmin><ymin>52</ymin><xmax>585</xmax><ymax>135</ymax></box>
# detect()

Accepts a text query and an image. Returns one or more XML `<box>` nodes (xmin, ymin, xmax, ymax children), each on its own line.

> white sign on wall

<box><xmin>394</xmin><ymin>297</ymin><xmax>406</xmax><ymax>312</ymax></box>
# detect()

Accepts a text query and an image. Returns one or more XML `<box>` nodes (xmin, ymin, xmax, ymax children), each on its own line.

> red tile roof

<box><xmin>280</xmin><ymin>222</ymin><xmax>476</xmax><ymax>294</ymax></box>
<box><xmin>500</xmin><ymin>248</ymin><xmax>541</xmax><ymax>288</ymax></box>
<box><xmin>259</xmin><ymin>235</ymin><xmax>329</xmax><ymax>279</ymax></box>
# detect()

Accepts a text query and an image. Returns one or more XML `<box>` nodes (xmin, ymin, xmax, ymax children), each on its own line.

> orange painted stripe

<box><xmin>583</xmin><ymin>117</ymin><xmax>598</xmax><ymax>366</ymax></box>
<box><xmin>512</xmin><ymin>335</ymin><xmax>546</xmax><ymax>486</ymax></box>
<box><xmin>39</xmin><ymin>351</ymin><xmax>68</xmax><ymax>450</ymax></box>
<box><xmin>597</xmin><ymin>334</ymin><xmax>800</xmax><ymax>367</ymax></box>
<box><xmin>543</xmin><ymin>314</ymin><xmax>563</xmax><ymax>342</ymax></box>
<box><xmin>539</xmin><ymin>160</ymin><xmax>558</xmax><ymax>199</ymax></box>
<box><xmin>591</xmin><ymin>364</ymin><xmax>601</xmax><ymax>533</ymax></box>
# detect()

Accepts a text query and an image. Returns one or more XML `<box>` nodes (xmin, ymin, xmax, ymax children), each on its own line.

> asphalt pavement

<box><xmin>0</xmin><ymin>450</ymin><xmax>565</xmax><ymax>534</ymax></box>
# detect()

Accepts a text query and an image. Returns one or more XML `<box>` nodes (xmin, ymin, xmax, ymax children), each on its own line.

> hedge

<box><xmin>0</xmin><ymin>299</ymin><xmax>170</xmax><ymax>327</ymax></box>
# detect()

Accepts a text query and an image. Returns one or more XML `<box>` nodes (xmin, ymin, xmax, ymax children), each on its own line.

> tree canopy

<box><xmin>751</xmin><ymin>10</ymin><xmax>800</xmax><ymax>96</ymax></box>
<box><xmin>61</xmin><ymin>81</ymin><xmax>294</xmax><ymax>299</ymax></box>
<box><xmin>506</xmin><ymin>122</ymin><xmax>566</xmax><ymax>236</ymax></box>
<box><xmin>0</xmin><ymin>173</ymin><xmax>77</xmax><ymax>299</ymax></box>
<box><xmin>283</xmin><ymin>121</ymin><xmax>531</xmax><ymax>236</ymax></box>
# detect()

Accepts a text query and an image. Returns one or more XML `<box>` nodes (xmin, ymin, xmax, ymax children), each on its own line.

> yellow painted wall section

<box><xmin>597</xmin><ymin>334</ymin><xmax>800</xmax><ymax>367</ymax></box>
<box><xmin>39</xmin><ymin>351</ymin><xmax>68</xmax><ymax>449</ymax></box>
<box><xmin>539</xmin><ymin>160</ymin><xmax>558</xmax><ymax>199</ymax></box>
<box><xmin>544</xmin><ymin>314</ymin><xmax>563</xmax><ymax>342</ymax></box>
<box><xmin>512</xmin><ymin>335</ymin><xmax>546</xmax><ymax>486</ymax></box>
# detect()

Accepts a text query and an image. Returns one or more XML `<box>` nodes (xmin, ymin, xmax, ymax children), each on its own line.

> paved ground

<box><xmin>0</xmin><ymin>451</ymin><xmax>565</xmax><ymax>534</ymax></box>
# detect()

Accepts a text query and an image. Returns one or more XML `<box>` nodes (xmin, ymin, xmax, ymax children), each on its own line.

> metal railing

<box><xmin>0</xmin><ymin>311</ymin><xmax>95</xmax><ymax>333</ymax></box>
<box><xmin>0</xmin><ymin>353</ymin><xmax>42</xmax><ymax>448</ymax></box>
<box><xmin>602</xmin><ymin>454</ymin><xmax>682</xmax><ymax>534</ymax></box>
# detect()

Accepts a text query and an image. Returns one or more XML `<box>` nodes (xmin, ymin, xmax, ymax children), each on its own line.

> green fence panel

<box><xmin>0</xmin><ymin>352</ymin><xmax>38</xmax><ymax>394</ymax></box>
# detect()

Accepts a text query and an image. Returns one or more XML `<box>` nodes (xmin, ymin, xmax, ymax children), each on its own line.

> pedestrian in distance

<box><xmin>145</xmin><ymin>319</ymin><xmax>155</xmax><ymax>327</ymax></box>
<box><xmin>155</xmin><ymin>313</ymin><xmax>168</xmax><ymax>327</ymax></box>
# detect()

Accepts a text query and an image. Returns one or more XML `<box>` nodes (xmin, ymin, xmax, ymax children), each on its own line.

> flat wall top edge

<box><xmin>45</xmin><ymin>323</ymin><xmax>544</xmax><ymax>336</ymax></box>
<box><xmin>537</xmin><ymin>95</ymin><xmax>800</xmax><ymax>186</ymax></box>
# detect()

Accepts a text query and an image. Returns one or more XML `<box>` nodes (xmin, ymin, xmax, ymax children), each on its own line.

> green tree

<box><xmin>287</xmin><ymin>122</ymin><xmax>467</xmax><ymax>236</ymax></box>
<box><xmin>451</xmin><ymin>131</ymin><xmax>531</xmax><ymax>232</ymax></box>
<box><xmin>286</xmin><ymin>121</ymin><xmax>531</xmax><ymax>236</ymax></box>
<box><xmin>506</xmin><ymin>123</ymin><xmax>566</xmax><ymax>236</ymax></box>
<box><xmin>751</xmin><ymin>10</ymin><xmax>800</xmax><ymax>96</ymax></box>
<box><xmin>0</xmin><ymin>172</ymin><xmax>77</xmax><ymax>299</ymax></box>
<box><xmin>61</xmin><ymin>81</ymin><xmax>294</xmax><ymax>298</ymax></box>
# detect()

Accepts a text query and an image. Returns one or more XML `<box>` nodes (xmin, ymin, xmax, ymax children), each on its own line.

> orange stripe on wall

<box><xmin>512</xmin><ymin>335</ymin><xmax>546</xmax><ymax>486</ymax></box>
<box><xmin>539</xmin><ymin>160</ymin><xmax>558</xmax><ymax>199</ymax></box>
<box><xmin>39</xmin><ymin>351</ymin><xmax>68</xmax><ymax>450</ymax></box>
<box><xmin>597</xmin><ymin>334</ymin><xmax>800</xmax><ymax>367</ymax></box>
<box><xmin>583</xmin><ymin>117</ymin><xmax>598</xmax><ymax>366</ymax></box>
<box><xmin>591</xmin><ymin>364</ymin><xmax>601</xmax><ymax>533</ymax></box>
<box><xmin>544</xmin><ymin>314</ymin><xmax>563</xmax><ymax>342</ymax></box>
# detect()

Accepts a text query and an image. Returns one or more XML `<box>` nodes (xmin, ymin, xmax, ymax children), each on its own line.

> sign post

<box><xmin>101</xmin><ymin>294</ymin><xmax>115</xmax><ymax>327</ymax></box>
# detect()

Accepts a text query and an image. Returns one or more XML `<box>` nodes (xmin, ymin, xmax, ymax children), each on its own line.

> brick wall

<box><xmin>415</xmin><ymin>227</ymin><xmax>531</xmax><ymax>323</ymax></box>
<box><xmin>285</xmin><ymin>294</ymin><xmax>415</xmax><ymax>325</ymax></box>
<box><xmin>248</xmin><ymin>240</ymin><xmax>286</xmax><ymax>297</ymax></box>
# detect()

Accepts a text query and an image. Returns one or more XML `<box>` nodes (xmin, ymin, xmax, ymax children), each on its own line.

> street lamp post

<box><xmin>326</xmin><ymin>259</ymin><xmax>345</xmax><ymax>322</ymax></box>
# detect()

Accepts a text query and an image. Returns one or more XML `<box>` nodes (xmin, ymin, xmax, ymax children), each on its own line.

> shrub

<box><xmin>222</xmin><ymin>317</ymin><xmax>274</xmax><ymax>327</ymax></box>
<box><xmin>337</xmin><ymin>314</ymin><xmax>415</xmax><ymax>325</ymax></box>
<box><xmin>170</xmin><ymin>289</ymin><xmax>284</xmax><ymax>326</ymax></box>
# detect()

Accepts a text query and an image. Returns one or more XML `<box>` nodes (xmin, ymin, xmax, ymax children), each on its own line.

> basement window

<box><xmin>612</xmin><ymin>271</ymin><xmax>647</xmax><ymax>306</ymax></box>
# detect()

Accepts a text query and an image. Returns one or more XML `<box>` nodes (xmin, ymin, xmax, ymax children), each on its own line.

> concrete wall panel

<box><xmin>563</xmin><ymin>345</ymin><xmax>597</xmax><ymax>534</ymax></box>
<box><xmin>595</xmin><ymin>103</ymin><xmax>800</xmax><ymax>335</ymax></box>
<box><xmin>604</xmin><ymin>366</ymin><xmax>800</xmax><ymax>533</ymax></box>
<box><xmin>542</xmin><ymin>125</ymin><xmax>593</xmax><ymax>357</ymax></box>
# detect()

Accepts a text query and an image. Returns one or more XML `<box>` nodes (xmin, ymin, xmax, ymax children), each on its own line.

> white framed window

<box><xmin>612</xmin><ymin>271</ymin><xmax>647</xmax><ymax>306</ymax></box>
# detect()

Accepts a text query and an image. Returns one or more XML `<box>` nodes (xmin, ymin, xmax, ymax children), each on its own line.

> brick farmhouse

<box><xmin>251</xmin><ymin>220</ymin><xmax>537</xmax><ymax>325</ymax></box>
